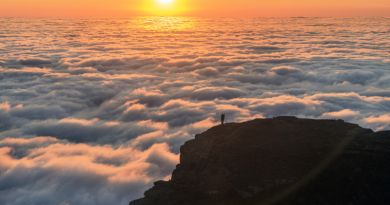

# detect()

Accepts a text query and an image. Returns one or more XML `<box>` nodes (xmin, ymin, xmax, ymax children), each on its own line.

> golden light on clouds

<box><xmin>135</xmin><ymin>16</ymin><xmax>195</xmax><ymax>31</ymax></box>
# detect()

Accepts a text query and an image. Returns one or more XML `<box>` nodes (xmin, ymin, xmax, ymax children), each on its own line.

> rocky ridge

<box><xmin>130</xmin><ymin>117</ymin><xmax>390</xmax><ymax>205</ymax></box>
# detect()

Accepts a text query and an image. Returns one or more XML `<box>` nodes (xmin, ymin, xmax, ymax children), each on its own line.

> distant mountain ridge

<box><xmin>130</xmin><ymin>117</ymin><xmax>390</xmax><ymax>205</ymax></box>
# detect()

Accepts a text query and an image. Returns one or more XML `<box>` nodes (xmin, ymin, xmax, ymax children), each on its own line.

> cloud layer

<box><xmin>0</xmin><ymin>17</ymin><xmax>389</xmax><ymax>204</ymax></box>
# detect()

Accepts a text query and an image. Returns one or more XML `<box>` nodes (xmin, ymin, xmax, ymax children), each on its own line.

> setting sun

<box><xmin>140</xmin><ymin>0</ymin><xmax>189</xmax><ymax>16</ymax></box>
<box><xmin>158</xmin><ymin>0</ymin><xmax>174</xmax><ymax>5</ymax></box>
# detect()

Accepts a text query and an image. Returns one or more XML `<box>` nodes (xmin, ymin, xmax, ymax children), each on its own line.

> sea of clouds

<box><xmin>0</xmin><ymin>17</ymin><xmax>389</xmax><ymax>205</ymax></box>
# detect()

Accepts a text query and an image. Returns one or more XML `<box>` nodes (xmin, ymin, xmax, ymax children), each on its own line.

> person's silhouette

<box><xmin>221</xmin><ymin>113</ymin><xmax>225</xmax><ymax>125</ymax></box>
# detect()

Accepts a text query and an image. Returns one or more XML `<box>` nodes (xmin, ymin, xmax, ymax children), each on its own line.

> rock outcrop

<box><xmin>130</xmin><ymin>117</ymin><xmax>390</xmax><ymax>205</ymax></box>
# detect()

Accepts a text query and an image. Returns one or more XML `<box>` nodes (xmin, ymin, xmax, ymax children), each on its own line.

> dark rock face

<box><xmin>130</xmin><ymin>117</ymin><xmax>390</xmax><ymax>205</ymax></box>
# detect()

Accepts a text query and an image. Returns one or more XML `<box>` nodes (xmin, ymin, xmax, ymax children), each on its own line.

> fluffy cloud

<box><xmin>77</xmin><ymin>57</ymin><xmax>166</xmax><ymax>72</ymax></box>
<box><xmin>0</xmin><ymin>17</ymin><xmax>389</xmax><ymax>205</ymax></box>
<box><xmin>0</xmin><ymin>102</ymin><xmax>11</xmax><ymax>111</ymax></box>
<box><xmin>362</xmin><ymin>114</ymin><xmax>390</xmax><ymax>130</ymax></box>
<box><xmin>192</xmin><ymin>67</ymin><xmax>219</xmax><ymax>77</ymax></box>
<box><xmin>23</xmin><ymin>118</ymin><xmax>157</xmax><ymax>144</ymax></box>
<box><xmin>3</xmin><ymin>58</ymin><xmax>54</xmax><ymax>68</ymax></box>
<box><xmin>0</xmin><ymin>110</ymin><xmax>12</xmax><ymax>131</ymax></box>
<box><xmin>190</xmin><ymin>87</ymin><xmax>245</xmax><ymax>100</ymax></box>
<box><xmin>0</xmin><ymin>137</ymin><xmax>178</xmax><ymax>205</ymax></box>
<box><xmin>321</xmin><ymin>109</ymin><xmax>360</xmax><ymax>121</ymax></box>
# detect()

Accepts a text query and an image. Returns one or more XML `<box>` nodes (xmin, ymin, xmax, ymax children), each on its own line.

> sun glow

<box><xmin>140</xmin><ymin>0</ymin><xmax>189</xmax><ymax>16</ymax></box>
<box><xmin>158</xmin><ymin>0</ymin><xmax>174</xmax><ymax>5</ymax></box>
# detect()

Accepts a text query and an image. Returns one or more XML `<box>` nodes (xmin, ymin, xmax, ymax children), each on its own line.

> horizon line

<box><xmin>1</xmin><ymin>15</ymin><xmax>390</xmax><ymax>19</ymax></box>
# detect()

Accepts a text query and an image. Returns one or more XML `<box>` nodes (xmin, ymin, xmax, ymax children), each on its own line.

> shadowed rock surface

<box><xmin>130</xmin><ymin>117</ymin><xmax>390</xmax><ymax>205</ymax></box>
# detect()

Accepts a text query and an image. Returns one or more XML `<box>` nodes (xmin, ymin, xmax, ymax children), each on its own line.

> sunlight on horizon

<box><xmin>140</xmin><ymin>0</ymin><xmax>189</xmax><ymax>16</ymax></box>
<box><xmin>0</xmin><ymin>0</ymin><xmax>389</xmax><ymax>17</ymax></box>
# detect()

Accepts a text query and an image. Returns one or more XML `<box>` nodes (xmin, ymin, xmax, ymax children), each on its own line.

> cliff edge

<box><xmin>130</xmin><ymin>117</ymin><xmax>390</xmax><ymax>205</ymax></box>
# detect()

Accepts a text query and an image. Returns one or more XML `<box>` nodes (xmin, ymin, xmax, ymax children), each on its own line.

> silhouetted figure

<box><xmin>221</xmin><ymin>113</ymin><xmax>225</xmax><ymax>125</ymax></box>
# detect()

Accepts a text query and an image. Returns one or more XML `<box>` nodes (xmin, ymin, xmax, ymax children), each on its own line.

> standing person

<box><xmin>221</xmin><ymin>113</ymin><xmax>225</xmax><ymax>125</ymax></box>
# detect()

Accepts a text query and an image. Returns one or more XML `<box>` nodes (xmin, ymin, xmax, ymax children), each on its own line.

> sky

<box><xmin>0</xmin><ymin>0</ymin><xmax>390</xmax><ymax>17</ymax></box>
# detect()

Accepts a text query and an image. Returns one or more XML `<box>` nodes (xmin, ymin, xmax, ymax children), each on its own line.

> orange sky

<box><xmin>0</xmin><ymin>0</ymin><xmax>389</xmax><ymax>17</ymax></box>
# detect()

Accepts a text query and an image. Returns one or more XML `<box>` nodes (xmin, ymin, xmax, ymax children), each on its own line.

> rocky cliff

<box><xmin>130</xmin><ymin>117</ymin><xmax>390</xmax><ymax>205</ymax></box>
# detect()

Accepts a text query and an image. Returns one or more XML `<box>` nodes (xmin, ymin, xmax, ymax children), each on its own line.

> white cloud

<box><xmin>321</xmin><ymin>109</ymin><xmax>360</xmax><ymax>120</ymax></box>
<box><xmin>0</xmin><ymin>137</ymin><xmax>178</xmax><ymax>205</ymax></box>
<box><xmin>0</xmin><ymin>17</ymin><xmax>389</xmax><ymax>205</ymax></box>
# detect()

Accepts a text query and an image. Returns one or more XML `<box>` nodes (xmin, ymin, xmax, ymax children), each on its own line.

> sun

<box><xmin>140</xmin><ymin>0</ymin><xmax>188</xmax><ymax>16</ymax></box>
<box><xmin>158</xmin><ymin>0</ymin><xmax>174</xmax><ymax>5</ymax></box>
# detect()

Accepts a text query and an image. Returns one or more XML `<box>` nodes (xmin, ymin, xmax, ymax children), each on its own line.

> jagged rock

<box><xmin>130</xmin><ymin>117</ymin><xmax>390</xmax><ymax>205</ymax></box>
